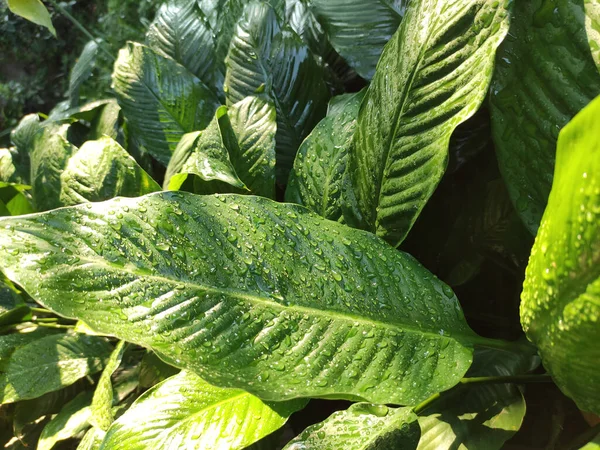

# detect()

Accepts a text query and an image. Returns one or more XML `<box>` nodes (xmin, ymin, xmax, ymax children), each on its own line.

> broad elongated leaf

<box><xmin>38</xmin><ymin>392</ymin><xmax>93</xmax><ymax>450</ymax></box>
<box><xmin>0</xmin><ymin>333</ymin><xmax>112</xmax><ymax>404</ymax></box>
<box><xmin>90</xmin><ymin>341</ymin><xmax>126</xmax><ymax>431</ymax></box>
<box><xmin>310</xmin><ymin>0</ymin><xmax>405</xmax><ymax>80</ymax></box>
<box><xmin>0</xmin><ymin>192</ymin><xmax>480</xmax><ymax>405</ymax></box>
<box><xmin>225</xmin><ymin>1</ymin><xmax>330</xmax><ymax>181</ymax></box>
<box><xmin>30</xmin><ymin>124</ymin><xmax>76</xmax><ymax>211</ymax></box>
<box><xmin>59</xmin><ymin>137</ymin><xmax>160</xmax><ymax>206</ymax></box>
<box><xmin>112</xmin><ymin>42</ymin><xmax>221</xmax><ymax>165</ymax></box>
<box><xmin>346</xmin><ymin>0</ymin><xmax>512</xmax><ymax>247</ymax></box>
<box><xmin>68</xmin><ymin>40</ymin><xmax>99</xmax><ymax>108</ymax></box>
<box><xmin>490</xmin><ymin>0</ymin><xmax>600</xmax><ymax>234</ymax></box>
<box><xmin>283</xmin><ymin>403</ymin><xmax>420</xmax><ymax>449</ymax></box>
<box><xmin>6</xmin><ymin>0</ymin><xmax>55</xmax><ymax>36</ymax></box>
<box><xmin>0</xmin><ymin>328</ymin><xmax>59</xmax><ymax>363</ymax></box>
<box><xmin>147</xmin><ymin>0</ymin><xmax>222</xmax><ymax>95</ymax></box>
<box><xmin>101</xmin><ymin>370</ymin><xmax>304</xmax><ymax>450</ymax></box>
<box><xmin>521</xmin><ymin>95</ymin><xmax>600</xmax><ymax>415</ymax></box>
<box><xmin>286</xmin><ymin>90</ymin><xmax>364</xmax><ymax>221</ymax></box>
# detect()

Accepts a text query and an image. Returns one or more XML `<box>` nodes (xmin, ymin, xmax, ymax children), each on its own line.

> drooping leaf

<box><xmin>38</xmin><ymin>391</ymin><xmax>93</xmax><ymax>450</ymax></box>
<box><xmin>520</xmin><ymin>95</ymin><xmax>600</xmax><ymax>415</ymax></box>
<box><xmin>59</xmin><ymin>136</ymin><xmax>160</xmax><ymax>206</ymax></box>
<box><xmin>165</xmin><ymin>107</ymin><xmax>247</xmax><ymax>193</ymax></box>
<box><xmin>101</xmin><ymin>370</ymin><xmax>305</xmax><ymax>450</ymax></box>
<box><xmin>416</xmin><ymin>346</ymin><xmax>538</xmax><ymax>450</ymax></box>
<box><xmin>286</xmin><ymin>90</ymin><xmax>364</xmax><ymax>221</ymax></box>
<box><xmin>68</xmin><ymin>40</ymin><xmax>99</xmax><ymax>108</ymax></box>
<box><xmin>0</xmin><ymin>333</ymin><xmax>112</xmax><ymax>404</ymax></box>
<box><xmin>224</xmin><ymin>1</ymin><xmax>330</xmax><ymax>182</ymax></box>
<box><xmin>310</xmin><ymin>0</ymin><xmax>406</xmax><ymax>80</ymax></box>
<box><xmin>90</xmin><ymin>341</ymin><xmax>127</xmax><ymax>431</ymax></box>
<box><xmin>0</xmin><ymin>192</ymin><xmax>480</xmax><ymax>405</ymax></box>
<box><xmin>6</xmin><ymin>0</ymin><xmax>56</xmax><ymax>36</ymax></box>
<box><xmin>112</xmin><ymin>42</ymin><xmax>221</xmax><ymax>165</ymax></box>
<box><xmin>139</xmin><ymin>351</ymin><xmax>179</xmax><ymax>389</ymax></box>
<box><xmin>146</xmin><ymin>0</ymin><xmax>222</xmax><ymax>96</ymax></box>
<box><xmin>345</xmin><ymin>0</ymin><xmax>512</xmax><ymax>247</ymax></box>
<box><xmin>30</xmin><ymin>124</ymin><xmax>77</xmax><ymax>211</ymax></box>
<box><xmin>490</xmin><ymin>0</ymin><xmax>600</xmax><ymax>234</ymax></box>
<box><xmin>283</xmin><ymin>403</ymin><xmax>420</xmax><ymax>450</ymax></box>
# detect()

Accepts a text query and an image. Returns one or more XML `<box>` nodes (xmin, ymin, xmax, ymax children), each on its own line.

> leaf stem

<box><xmin>45</xmin><ymin>0</ymin><xmax>115</xmax><ymax>61</ymax></box>
<box><xmin>35</xmin><ymin>323</ymin><xmax>74</xmax><ymax>329</ymax></box>
<box><xmin>30</xmin><ymin>307</ymin><xmax>54</xmax><ymax>314</ymax></box>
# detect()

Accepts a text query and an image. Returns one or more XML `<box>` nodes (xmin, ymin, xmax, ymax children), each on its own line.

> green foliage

<box><xmin>0</xmin><ymin>0</ymin><xmax>598</xmax><ymax>448</ymax></box>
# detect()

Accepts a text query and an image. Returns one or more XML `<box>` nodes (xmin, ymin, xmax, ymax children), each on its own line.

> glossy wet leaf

<box><xmin>490</xmin><ymin>0</ymin><xmax>600</xmax><ymax>234</ymax></box>
<box><xmin>224</xmin><ymin>1</ymin><xmax>330</xmax><ymax>182</ymax></box>
<box><xmin>521</xmin><ymin>95</ymin><xmax>600</xmax><ymax>415</ymax></box>
<box><xmin>60</xmin><ymin>137</ymin><xmax>160</xmax><ymax>206</ymax></box>
<box><xmin>286</xmin><ymin>90</ymin><xmax>364</xmax><ymax>221</ymax></box>
<box><xmin>6</xmin><ymin>0</ymin><xmax>56</xmax><ymax>36</ymax></box>
<box><xmin>90</xmin><ymin>341</ymin><xmax>126</xmax><ymax>431</ymax></box>
<box><xmin>283</xmin><ymin>403</ymin><xmax>420</xmax><ymax>450</ymax></box>
<box><xmin>0</xmin><ymin>192</ymin><xmax>479</xmax><ymax>405</ymax></box>
<box><xmin>146</xmin><ymin>0</ymin><xmax>222</xmax><ymax>95</ymax></box>
<box><xmin>101</xmin><ymin>370</ymin><xmax>305</xmax><ymax>450</ymax></box>
<box><xmin>0</xmin><ymin>333</ymin><xmax>112</xmax><ymax>404</ymax></box>
<box><xmin>38</xmin><ymin>392</ymin><xmax>93</xmax><ymax>450</ymax></box>
<box><xmin>112</xmin><ymin>42</ymin><xmax>221</xmax><ymax>165</ymax></box>
<box><xmin>417</xmin><ymin>346</ymin><xmax>537</xmax><ymax>450</ymax></box>
<box><xmin>346</xmin><ymin>0</ymin><xmax>512</xmax><ymax>247</ymax></box>
<box><xmin>68</xmin><ymin>40</ymin><xmax>99</xmax><ymax>108</ymax></box>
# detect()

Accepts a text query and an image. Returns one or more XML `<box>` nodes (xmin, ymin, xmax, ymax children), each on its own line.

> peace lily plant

<box><xmin>0</xmin><ymin>0</ymin><xmax>599</xmax><ymax>448</ymax></box>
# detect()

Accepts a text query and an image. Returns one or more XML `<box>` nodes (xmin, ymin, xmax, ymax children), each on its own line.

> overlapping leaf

<box><xmin>0</xmin><ymin>192</ymin><xmax>480</xmax><ymax>405</ymax></box>
<box><xmin>38</xmin><ymin>392</ymin><xmax>93</xmax><ymax>450</ymax></box>
<box><xmin>346</xmin><ymin>0</ymin><xmax>512</xmax><ymax>247</ymax></box>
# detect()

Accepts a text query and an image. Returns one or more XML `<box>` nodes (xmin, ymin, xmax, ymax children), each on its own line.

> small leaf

<box><xmin>112</xmin><ymin>42</ymin><xmax>221</xmax><ymax>165</ymax></box>
<box><xmin>0</xmin><ymin>182</ymin><xmax>34</xmax><ymax>217</ymax></box>
<box><xmin>68</xmin><ymin>40</ymin><xmax>99</xmax><ymax>108</ymax></box>
<box><xmin>283</xmin><ymin>403</ymin><xmax>420</xmax><ymax>450</ymax></box>
<box><xmin>0</xmin><ymin>333</ymin><xmax>112</xmax><ymax>404</ymax></box>
<box><xmin>520</xmin><ymin>95</ymin><xmax>600</xmax><ymax>415</ymax></box>
<box><xmin>7</xmin><ymin>0</ymin><xmax>56</xmax><ymax>36</ymax></box>
<box><xmin>0</xmin><ymin>277</ymin><xmax>29</xmax><ymax>327</ymax></box>
<box><xmin>77</xmin><ymin>428</ymin><xmax>106</xmax><ymax>450</ymax></box>
<box><xmin>38</xmin><ymin>391</ymin><xmax>93</xmax><ymax>450</ymax></box>
<box><xmin>59</xmin><ymin>136</ymin><xmax>160</xmax><ymax>206</ymax></box>
<box><xmin>88</xmin><ymin>100</ymin><xmax>121</xmax><ymax>141</ymax></box>
<box><xmin>102</xmin><ymin>370</ymin><xmax>305</xmax><ymax>450</ymax></box>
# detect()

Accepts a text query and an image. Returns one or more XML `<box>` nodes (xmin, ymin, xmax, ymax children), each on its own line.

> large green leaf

<box><xmin>112</xmin><ymin>42</ymin><xmax>221</xmax><ymax>165</ymax></box>
<box><xmin>0</xmin><ymin>192</ymin><xmax>480</xmax><ymax>405</ymax></box>
<box><xmin>78</xmin><ymin>428</ymin><xmax>106</xmax><ymax>450</ymax></box>
<box><xmin>520</xmin><ymin>95</ymin><xmax>600</xmax><ymax>415</ymax></box>
<box><xmin>146</xmin><ymin>0</ymin><xmax>222</xmax><ymax>95</ymax></box>
<box><xmin>6</xmin><ymin>0</ymin><xmax>55</xmax><ymax>36</ymax></box>
<box><xmin>0</xmin><ymin>327</ymin><xmax>60</xmax><ymax>363</ymax></box>
<box><xmin>283</xmin><ymin>403</ymin><xmax>420</xmax><ymax>449</ymax></box>
<box><xmin>345</xmin><ymin>0</ymin><xmax>512</xmax><ymax>247</ymax></box>
<box><xmin>38</xmin><ymin>391</ymin><xmax>93</xmax><ymax>450</ymax></box>
<box><xmin>224</xmin><ymin>1</ymin><xmax>330</xmax><ymax>182</ymax></box>
<box><xmin>68</xmin><ymin>40</ymin><xmax>99</xmax><ymax>108</ymax></box>
<box><xmin>101</xmin><ymin>370</ymin><xmax>304</xmax><ymax>450</ymax></box>
<box><xmin>0</xmin><ymin>333</ymin><xmax>112</xmax><ymax>404</ymax></box>
<box><xmin>286</xmin><ymin>90</ymin><xmax>364</xmax><ymax>221</ymax></box>
<box><xmin>490</xmin><ymin>0</ymin><xmax>600</xmax><ymax>234</ymax></box>
<box><xmin>59</xmin><ymin>136</ymin><xmax>160</xmax><ymax>206</ymax></box>
<box><xmin>310</xmin><ymin>0</ymin><xmax>405</xmax><ymax>80</ymax></box>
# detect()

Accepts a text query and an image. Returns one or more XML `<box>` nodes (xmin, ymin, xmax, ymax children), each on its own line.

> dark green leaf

<box><xmin>0</xmin><ymin>182</ymin><xmax>34</xmax><ymax>217</ymax></box>
<box><xmin>490</xmin><ymin>0</ymin><xmax>600</xmax><ymax>234</ymax></box>
<box><xmin>68</xmin><ymin>40</ymin><xmax>99</xmax><ymax>108</ymax></box>
<box><xmin>138</xmin><ymin>351</ymin><xmax>179</xmax><ymax>389</ymax></box>
<box><xmin>0</xmin><ymin>192</ymin><xmax>480</xmax><ymax>405</ymax></box>
<box><xmin>38</xmin><ymin>391</ymin><xmax>93</xmax><ymax>450</ymax></box>
<box><xmin>345</xmin><ymin>0</ymin><xmax>512</xmax><ymax>247</ymax></box>
<box><xmin>0</xmin><ymin>328</ymin><xmax>60</xmax><ymax>363</ymax></box>
<box><xmin>0</xmin><ymin>277</ymin><xmax>29</xmax><ymax>327</ymax></box>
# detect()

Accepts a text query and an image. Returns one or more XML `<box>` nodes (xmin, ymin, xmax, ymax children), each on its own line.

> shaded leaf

<box><xmin>139</xmin><ymin>351</ymin><xmax>179</xmax><ymax>389</ymax></box>
<box><xmin>68</xmin><ymin>40</ymin><xmax>99</xmax><ymax>108</ymax></box>
<box><xmin>0</xmin><ymin>328</ymin><xmax>60</xmax><ymax>363</ymax></box>
<box><xmin>88</xmin><ymin>100</ymin><xmax>121</xmax><ymax>141</ymax></box>
<box><xmin>0</xmin><ymin>182</ymin><xmax>34</xmax><ymax>217</ymax></box>
<box><xmin>38</xmin><ymin>391</ymin><xmax>93</xmax><ymax>450</ymax></box>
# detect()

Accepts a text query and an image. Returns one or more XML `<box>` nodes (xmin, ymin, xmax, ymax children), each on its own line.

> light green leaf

<box><xmin>0</xmin><ymin>182</ymin><xmax>34</xmax><ymax>217</ymax></box>
<box><xmin>6</xmin><ymin>0</ymin><xmax>56</xmax><ymax>36</ymax></box>
<box><xmin>68</xmin><ymin>40</ymin><xmax>99</xmax><ymax>108</ymax></box>
<box><xmin>587</xmin><ymin>0</ymin><xmax>600</xmax><ymax>74</ymax></box>
<box><xmin>30</xmin><ymin>124</ymin><xmax>77</xmax><ymax>211</ymax></box>
<box><xmin>310</xmin><ymin>0</ymin><xmax>406</xmax><ymax>80</ymax></box>
<box><xmin>88</xmin><ymin>100</ymin><xmax>121</xmax><ymax>141</ymax></box>
<box><xmin>101</xmin><ymin>370</ymin><xmax>305</xmax><ymax>450</ymax></box>
<box><xmin>90</xmin><ymin>341</ymin><xmax>127</xmax><ymax>431</ymax></box>
<box><xmin>59</xmin><ymin>136</ymin><xmax>160</xmax><ymax>206</ymax></box>
<box><xmin>283</xmin><ymin>403</ymin><xmax>420</xmax><ymax>450</ymax></box>
<box><xmin>112</xmin><ymin>42</ymin><xmax>221</xmax><ymax>165</ymax></box>
<box><xmin>0</xmin><ymin>333</ymin><xmax>112</xmax><ymax>404</ymax></box>
<box><xmin>224</xmin><ymin>1</ymin><xmax>330</xmax><ymax>182</ymax></box>
<box><xmin>521</xmin><ymin>95</ymin><xmax>600</xmax><ymax>415</ymax></box>
<box><xmin>490</xmin><ymin>0</ymin><xmax>600</xmax><ymax>234</ymax></box>
<box><xmin>346</xmin><ymin>0</ymin><xmax>512</xmax><ymax>247</ymax></box>
<box><xmin>581</xmin><ymin>434</ymin><xmax>600</xmax><ymax>450</ymax></box>
<box><xmin>146</xmin><ymin>0</ymin><xmax>222</xmax><ymax>95</ymax></box>
<box><xmin>165</xmin><ymin>109</ymin><xmax>247</xmax><ymax>193</ymax></box>
<box><xmin>38</xmin><ymin>391</ymin><xmax>93</xmax><ymax>450</ymax></box>
<box><xmin>0</xmin><ymin>192</ymin><xmax>480</xmax><ymax>405</ymax></box>
<box><xmin>286</xmin><ymin>90</ymin><xmax>364</xmax><ymax>221</ymax></box>
<box><xmin>78</xmin><ymin>428</ymin><xmax>106</xmax><ymax>450</ymax></box>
